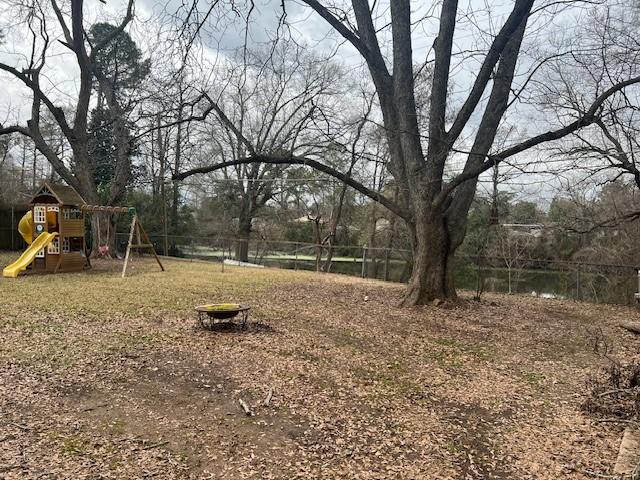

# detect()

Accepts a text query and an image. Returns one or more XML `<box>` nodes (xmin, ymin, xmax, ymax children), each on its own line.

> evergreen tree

<box><xmin>87</xmin><ymin>23</ymin><xmax>149</xmax><ymax>192</ymax></box>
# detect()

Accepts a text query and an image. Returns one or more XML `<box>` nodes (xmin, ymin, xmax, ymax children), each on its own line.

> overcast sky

<box><xmin>0</xmin><ymin>0</ymin><xmax>614</xmax><ymax>207</ymax></box>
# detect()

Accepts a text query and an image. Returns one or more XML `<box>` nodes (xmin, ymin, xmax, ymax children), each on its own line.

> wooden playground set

<box><xmin>2</xmin><ymin>182</ymin><xmax>163</xmax><ymax>278</ymax></box>
<box><xmin>2</xmin><ymin>182</ymin><xmax>251</xmax><ymax>327</ymax></box>
<box><xmin>2</xmin><ymin>181</ymin><xmax>252</xmax><ymax>328</ymax></box>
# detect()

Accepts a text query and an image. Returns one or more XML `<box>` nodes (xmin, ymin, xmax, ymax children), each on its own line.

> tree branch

<box><xmin>301</xmin><ymin>0</ymin><xmax>375</xmax><ymax>68</ymax></box>
<box><xmin>428</xmin><ymin>0</ymin><xmax>458</xmax><ymax>158</ymax></box>
<box><xmin>0</xmin><ymin>124</ymin><xmax>31</xmax><ymax>137</ymax></box>
<box><xmin>132</xmin><ymin>93</ymin><xmax>215</xmax><ymax>141</ymax></box>
<box><xmin>0</xmin><ymin>63</ymin><xmax>73</xmax><ymax>137</ymax></box>
<box><xmin>89</xmin><ymin>0</ymin><xmax>135</xmax><ymax>57</ymax></box>
<box><xmin>443</xmin><ymin>74</ymin><xmax>640</xmax><ymax>195</ymax></box>
<box><xmin>446</xmin><ymin>0</ymin><xmax>534</xmax><ymax>146</ymax></box>
<box><xmin>174</xmin><ymin>155</ymin><xmax>408</xmax><ymax>220</ymax></box>
<box><xmin>350</xmin><ymin>0</ymin><xmax>391</xmax><ymax>82</ymax></box>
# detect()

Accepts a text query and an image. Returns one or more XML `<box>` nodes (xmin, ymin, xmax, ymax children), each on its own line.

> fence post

<box><xmin>10</xmin><ymin>206</ymin><xmax>15</xmax><ymax>250</ymax></box>
<box><xmin>361</xmin><ymin>245</ymin><xmax>368</xmax><ymax>278</ymax></box>
<box><xmin>294</xmin><ymin>242</ymin><xmax>299</xmax><ymax>270</ymax></box>
<box><xmin>383</xmin><ymin>248</ymin><xmax>390</xmax><ymax>282</ymax></box>
<box><xmin>576</xmin><ymin>264</ymin><xmax>582</xmax><ymax>301</ymax></box>
<box><xmin>221</xmin><ymin>238</ymin><xmax>225</xmax><ymax>273</ymax></box>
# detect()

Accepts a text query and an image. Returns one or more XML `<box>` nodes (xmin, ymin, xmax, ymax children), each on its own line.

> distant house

<box><xmin>501</xmin><ymin>223</ymin><xmax>545</xmax><ymax>238</ymax></box>
<box><xmin>375</xmin><ymin>218</ymin><xmax>390</xmax><ymax>232</ymax></box>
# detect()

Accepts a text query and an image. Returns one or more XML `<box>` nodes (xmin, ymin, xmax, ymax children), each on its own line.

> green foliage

<box><xmin>509</xmin><ymin>201</ymin><xmax>542</xmax><ymax>224</ymax></box>
<box><xmin>89</xmin><ymin>23</ymin><xmax>150</xmax><ymax>98</ymax></box>
<box><xmin>123</xmin><ymin>190</ymin><xmax>195</xmax><ymax>238</ymax></box>
<box><xmin>87</xmin><ymin>106</ymin><xmax>144</xmax><ymax>193</ymax></box>
<box><xmin>88</xmin><ymin>105</ymin><xmax>116</xmax><ymax>189</ymax></box>
<box><xmin>547</xmin><ymin>197</ymin><xmax>582</xmax><ymax>259</ymax></box>
<box><xmin>283</xmin><ymin>221</ymin><xmax>315</xmax><ymax>244</ymax></box>
<box><xmin>86</xmin><ymin>22</ymin><xmax>149</xmax><ymax>192</ymax></box>
<box><xmin>459</xmin><ymin>192</ymin><xmax>510</xmax><ymax>257</ymax></box>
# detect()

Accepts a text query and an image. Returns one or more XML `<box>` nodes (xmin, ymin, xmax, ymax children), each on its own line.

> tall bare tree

<box><xmin>539</xmin><ymin>4</ymin><xmax>640</xmax><ymax>193</ymax></box>
<box><xmin>180</xmin><ymin>43</ymin><xmax>343</xmax><ymax>261</ymax></box>
<box><xmin>175</xmin><ymin>1</ymin><xmax>640</xmax><ymax>304</ymax></box>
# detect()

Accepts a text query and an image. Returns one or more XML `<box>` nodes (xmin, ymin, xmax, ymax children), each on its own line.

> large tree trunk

<box><xmin>235</xmin><ymin>211</ymin><xmax>251</xmax><ymax>262</ymax></box>
<box><xmin>311</xmin><ymin>217</ymin><xmax>324</xmax><ymax>272</ymax></box>
<box><xmin>322</xmin><ymin>183</ymin><xmax>348</xmax><ymax>272</ymax></box>
<box><xmin>171</xmin><ymin>106</ymin><xmax>183</xmax><ymax>234</ymax></box>
<box><xmin>402</xmin><ymin>215</ymin><xmax>458</xmax><ymax>305</ymax></box>
<box><xmin>366</xmin><ymin>202</ymin><xmax>379</xmax><ymax>278</ymax></box>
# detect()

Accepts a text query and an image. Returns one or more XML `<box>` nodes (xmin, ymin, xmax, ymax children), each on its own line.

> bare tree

<box><xmin>322</xmin><ymin>95</ymin><xmax>377</xmax><ymax>272</ymax></box>
<box><xmin>544</xmin><ymin>4</ymin><xmax>640</xmax><ymax>192</ymax></box>
<box><xmin>184</xmin><ymin>43</ymin><xmax>343</xmax><ymax>262</ymax></box>
<box><xmin>495</xmin><ymin>226</ymin><xmax>534</xmax><ymax>294</ymax></box>
<box><xmin>175</xmin><ymin>0</ymin><xmax>640</xmax><ymax>304</ymax></box>
<box><xmin>0</xmin><ymin>0</ymin><xmax>214</xmax><ymax>255</ymax></box>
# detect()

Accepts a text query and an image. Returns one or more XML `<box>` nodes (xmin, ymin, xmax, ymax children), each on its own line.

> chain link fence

<box><xmin>457</xmin><ymin>257</ymin><xmax>639</xmax><ymax>304</ymax></box>
<box><xmin>110</xmin><ymin>233</ymin><xmax>640</xmax><ymax>305</ymax></box>
<box><xmin>4</xmin><ymin>200</ymin><xmax>638</xmax><ymax>303</ymax></box>
<box><xmin>0</xmin><ymin>206</ymin><xmax>29</xmax><ymax>250</ymax></box>
<box><xmin>1</xmin><ymin>218</ymin><xmax>636</xmax><ymax>304</ymax></box>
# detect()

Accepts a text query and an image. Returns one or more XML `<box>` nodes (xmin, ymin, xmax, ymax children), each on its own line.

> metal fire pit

<box><xmin>195</xmin><ymin>303</ymin><xmax>250</xmax><ymax>330</ymax></box>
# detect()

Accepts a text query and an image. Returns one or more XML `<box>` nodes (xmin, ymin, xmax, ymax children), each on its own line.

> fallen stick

<box><xmin>595</xmin><ymin>418</ymin><xmax>639</xmax><ymax>425</ymax></box>
<box><xmin>263</xmin><ymin>388</ymin><xmax>274</xmax><ymax>407</ymax></box>
<box><xmin>238</xmin><ymin>398</ymin><xmax>253</xmax><ymax>416</ymax></box>
<box><xmin>597</xmin><ymin>388</ymin><xmax>631</xmax><ymax>398</ymax></box>
<box><xmin>81</xmin><ymin>403</ymin><xmax>108</xmax><ymax>412</ymax></box>
<box><xmin>138</xmin><ymin>441</ymin><xmax>169</xmax><ymax>451</ymax></box>
<box><xmin>0</xmin><ymin>465</ymin><xmax>22</xmax><ymax>473</ymax></box>
<box><xmin>619</xmin><ymin>322</ymin><xmax>640</xmax><ymax>335</ymax></box>
<box><xmin>9</xmin><ymin>422</ymin><xmax>29</xmax><ymax>431</ymax></box>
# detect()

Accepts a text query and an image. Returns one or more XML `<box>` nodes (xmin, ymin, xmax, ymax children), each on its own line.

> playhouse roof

<box><xmin>30</xmin><ymin>181</ymin><xmax>86</xmax><ymax>206</ymax></box>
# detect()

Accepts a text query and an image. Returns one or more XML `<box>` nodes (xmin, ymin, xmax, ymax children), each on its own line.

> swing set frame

<box><xmin>81</xmin><ymin>205</ymin><xmax>164</xmax><ymax>277</ymax></box>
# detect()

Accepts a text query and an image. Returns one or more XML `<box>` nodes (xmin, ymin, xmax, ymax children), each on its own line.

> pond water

<box><xmin>260</xmin><ymin>257</ymin><xmax>638</xmax><ymax>305</ymax></box>
<box><xmin>170</xmin><ymin>242</ymin><xmax>638</xmax><ymax>305</ymax></box>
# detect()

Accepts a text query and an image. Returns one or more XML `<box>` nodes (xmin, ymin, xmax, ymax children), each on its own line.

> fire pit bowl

<box><xmin>195</xmin><ymin>303</ymin><xmax>250</xmax><ymax>329</ymax></box>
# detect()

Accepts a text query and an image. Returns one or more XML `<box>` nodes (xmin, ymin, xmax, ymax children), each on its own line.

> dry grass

<box><xmin>1</xmin><ymin>252</ymin><xmax>639</xmax><ymax>479</ymax></box>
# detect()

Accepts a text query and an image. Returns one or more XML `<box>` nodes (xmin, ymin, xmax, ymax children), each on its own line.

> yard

<box><xmin>0</xmin><ymin>253</ymin><xmax>638</xmax><ymax>479</ymax></box>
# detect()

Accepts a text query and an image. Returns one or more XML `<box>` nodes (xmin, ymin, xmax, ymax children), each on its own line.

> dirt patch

<box><xmin>65</xmin><ymin>351</ymin><xmax>307</xmax><ymax>476</ymax></box>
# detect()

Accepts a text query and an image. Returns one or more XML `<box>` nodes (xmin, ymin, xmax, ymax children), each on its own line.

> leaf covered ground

<box><xmin>0</xmin><ymin>253</ymin><xmax>639</xmax><ymax>479</ymax></box>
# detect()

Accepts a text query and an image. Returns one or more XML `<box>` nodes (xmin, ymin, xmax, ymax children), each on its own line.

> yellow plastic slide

<box><xmin>18</xmin><ymin>210</ymin><xmax>33</xmax><ymax>244</ymax></box>
<box><xmin>3</xmin><ymin>232</ymin><xmax>58</xmax><ymax>278</ymax></box>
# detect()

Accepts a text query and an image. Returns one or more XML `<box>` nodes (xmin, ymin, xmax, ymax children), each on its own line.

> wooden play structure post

<box><xmin>121</xmin><ymin>213</ymin><xmax>165</xmax><ymax>278</ymax></box>
<box><xmin>80</xmin><ymin>204</ymin><xmax>164</xmax><ymax>278</ymax></box>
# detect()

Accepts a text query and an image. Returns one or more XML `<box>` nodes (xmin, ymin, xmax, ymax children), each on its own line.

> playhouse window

<box><xmin>63</xmin><ymin>208</ymin><xmax>82</xmax><ymax>220</ymax></box>
<box><xmin>48</xmin><ymin>237</ymin><xmax>60</xmax><ymax>254</ymax></box>
<box><xmin>70</xmin><ymin>237</ymin><xmax>84</xmax><ymax>252</ymax></box>
<box><xmin>35</xmin><ymin>248</ymin><xmax>45</xmax><ymax>258</ymax></box>
<box><xmin>33</xmin><ymin>206</ymin><xmax>46</xmax><ymax>223</ymax></box>
<box><xmin>62</xmin><ymin>237</ymin><xmax>70</xmax><ymax>253</ymax></box>
<box><xmin>47</xmin><ymin>206</ymin><xmax>59</xmax><ymax>213</ymax></box>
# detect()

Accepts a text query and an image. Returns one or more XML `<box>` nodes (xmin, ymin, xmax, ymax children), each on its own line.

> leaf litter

<box><xmin>0</xmin><ymin>253</ymin><xmax>638</xmax><ymax>479</ymax></box>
